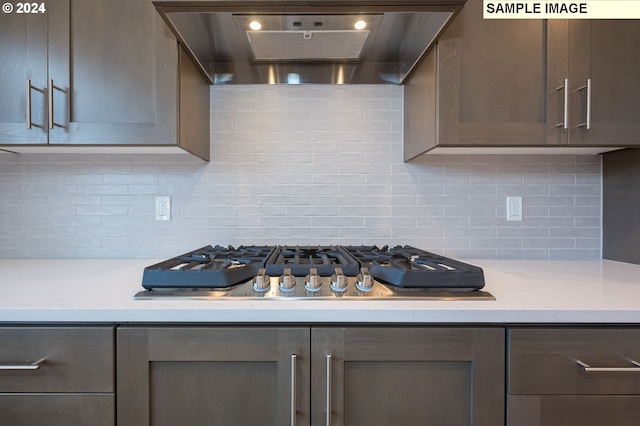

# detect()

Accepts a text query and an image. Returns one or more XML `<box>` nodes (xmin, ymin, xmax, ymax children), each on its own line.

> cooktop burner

<box><xmin>342</xmin><ymin>245</ymin><xmax>485</xmax><ymax>289</ymax></box>
<box><xmin>265</xmin><ymin>245</ymin><xmax>360</xmax><ymax>277</ymax></box>
<box><xmin>141</xmin><ymin>245</ymin><xmax>275</xmax><ymax>289</ymax></box>
<box><xmin>137</xmin><ymin>244</ymin><xmax>494</xmax><ymax>300</ymax></box>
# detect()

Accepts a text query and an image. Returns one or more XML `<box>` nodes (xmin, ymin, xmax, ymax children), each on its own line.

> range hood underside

<box><xmin>153</xmin><ymin>2</ymin><xmax>464</xmax><ymax>85</ymax></box>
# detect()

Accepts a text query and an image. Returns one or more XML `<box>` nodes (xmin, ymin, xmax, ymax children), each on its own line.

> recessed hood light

<box><xmin>354</xmin><ymin>20</ymin><xmax>367</xmax><ymax>30</ymax></box>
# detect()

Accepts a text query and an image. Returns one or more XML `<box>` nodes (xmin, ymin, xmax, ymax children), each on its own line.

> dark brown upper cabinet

<box><xmin>548</xmin><ymin>20</ymin><xmax>640</xmax><ymax>147</ymax></box>
<box><xmin>404</xmin><ymin>0</ymin><xmax>640</xmax><ymax>160</ymax></box>
<box><xmin>0</xmin><ymin>0</ymin><xmax>209</xmax><ymax>160</ymax></box>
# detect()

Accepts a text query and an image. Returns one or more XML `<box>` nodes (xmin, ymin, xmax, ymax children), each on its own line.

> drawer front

<box><xmin>0</xmin><ymin>394</ymin><xmax>114</xmax><ymax>426</ymax></box>
<box><xmin>508</xmin><ymin>328</ymin><xmax>640</xmax><ymax>395</ymax></box>
<box><xmin>0</xmin><ymin>327</ymin><xmax>114</xmax><ymax>393</ymax></box>
<box><xmin>508</xmin><ymin>395</ymin><xmax>640</xmax><ymax>426</ymax></box>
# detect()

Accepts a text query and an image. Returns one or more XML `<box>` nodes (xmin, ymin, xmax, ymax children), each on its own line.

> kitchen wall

<box><xmin>0</xmin><ymin>85</ymin><xmax>601</xmax><ymax>259</ymax></box>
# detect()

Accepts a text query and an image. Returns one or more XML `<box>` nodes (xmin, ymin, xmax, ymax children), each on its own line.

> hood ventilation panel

<box><xmin>153</xmin><ymin>1</ymin><xmax>466</xmax><ymax>85</ymax></box>
<box><xmin>235</xmin><ymin>14</ymin><xmax>382</xmax><ymax>61</ymax></box>
<box><xmin>246</xmin><ymin>30</ymin><xmax>370</xmax><ymax>61</ymax></box>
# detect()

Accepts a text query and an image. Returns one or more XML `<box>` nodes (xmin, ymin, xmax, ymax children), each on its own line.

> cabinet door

<box><xmin>0</xmin><ymin>4</ymin><xmax>48</xmax><ymax>144</ymax></box>
<box><xmin>311</xmin><ymin>327</ymin><xmax>504</xmax><ymax>426</ymax></box>
<box><xmin>117</xmin><ymin>327</ymin><xmax>311</xmax><ymax>426</ymax></box>
<box><xmin>437</xmin><ymin>0</ymin><xmax>547</xmax><ymax>146</ymax></box>
<box><xmin>568</xmin><ymin>20</ymin><xmax>640</xmax><ymax>146</ymax></box>
<box><xmin>47</xmin><ymin>0</ymin><xmax>178</xmax><ymax>145</ymax></box>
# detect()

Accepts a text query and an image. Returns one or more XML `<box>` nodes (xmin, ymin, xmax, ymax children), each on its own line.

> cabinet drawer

<box><xmin>0</xmin><ymin>394</ymin><xmax>114</xmax><ymax>426</ymax></box>
<box><xmin>508</xmin><ymin>395</ymin><xmax>640</xmax><ymax>426</ymax></box>
<box><xmin>0</xmin><ymin>327</ymin><xmax>114</xmax><ymax>393</ymax></box>
<box><xmin>508</xmin><ymin>328</ymin><xmax>640</xmax><ymax>395</ymax></box>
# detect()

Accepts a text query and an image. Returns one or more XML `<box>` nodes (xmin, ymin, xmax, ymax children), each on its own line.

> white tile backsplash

<box><xmin>0</xmin><ymin>85</ymin><xmax>602</xmax><ymax>259</ymax></box>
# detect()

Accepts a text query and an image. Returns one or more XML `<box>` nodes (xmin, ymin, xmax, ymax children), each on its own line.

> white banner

<box><xmin>484</xmin><ymin>1</ymin><xmax>640</xmax><ymax>19</ymax></box>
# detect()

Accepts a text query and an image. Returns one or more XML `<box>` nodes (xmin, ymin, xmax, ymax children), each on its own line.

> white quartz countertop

<box><xmin>1</xmin><ymin>258</ymin><xmax>640</xmax><ymax>324</ymax></box>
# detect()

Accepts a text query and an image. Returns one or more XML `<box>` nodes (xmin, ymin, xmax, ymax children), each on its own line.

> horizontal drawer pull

<box><xmin>577</xmin><ymin>360</ymin><xmax>640</xmax><ymax>373</ymax></box>
<box><xmin>0</xmin><ymin>358</ymin><xmax>45</xmax><ymax>371</ymax></box>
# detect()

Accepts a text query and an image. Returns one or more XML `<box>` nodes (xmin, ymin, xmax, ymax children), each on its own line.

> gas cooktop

<box><xmin>135</xmin><ymin>245</ymin><xmax>494</xmax><ymax>300</ymax></box>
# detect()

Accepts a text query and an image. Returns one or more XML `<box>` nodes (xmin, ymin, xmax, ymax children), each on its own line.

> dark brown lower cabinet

<box><xmin>117</xmin><ymin>326</ymin><xmax>505</xmax><ymax>426</ymax></box>
<box><xmin>117</xmin><ymin>327</ymin><xmax>311</xmax><ymax>426</ymax></box>
<box><xmin>0</xmin><ymin>326</ymin><xmax>115</xmax><ymax>426</ymax></box>
<box><xmin>508</xmin><ymin>328</ymin><xmax>640</xmax><ymax>426</ymax></box>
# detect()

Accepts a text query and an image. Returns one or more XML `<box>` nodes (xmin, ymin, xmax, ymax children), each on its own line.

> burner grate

<box><xmin>142</xmin><ymin>245</ymin><xmax>275</xmax><ymax>289</ymax></box>
<box><xmin>140</xmin><ymin>244</ymin><xmax>486</xmax><ymax>292</ymax></box>
<box><xmin>342</xmin><ymin>245</ymin><xmax>485</xmax><ymax>290</ymax></box>
<box><xmin>265</xmin><ymin>245</ymin><xmax>361</xmax><ymax>276</ymax></box>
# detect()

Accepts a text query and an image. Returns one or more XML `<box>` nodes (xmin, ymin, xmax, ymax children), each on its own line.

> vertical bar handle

<box><xmin>576</xmin><ymin>79</ymin><xmax>592</xmax><ymax>130</ymax></box>
<box><xmin>585</xmin><ymin>78</ymin><xmax>591</xmax><ymax>130</ymax></box>
<box><xmin>554</xmin><ymin>78</ymin><xmax>569</xmax><ymax>130</ymax></box>
<box><xmin>290</xmin><ymin>354</ymin><xmax>297</xmax><ymax>426</ymax></box>
<box><xmin>26</xmin><ymin>79</ymin><xmax>32</xmax><ymax>129</ymax></box>
<box><xmin>326</xmin><ymin>354</ymin><xmax>332</xmax><ymax>426</ymax></box>
<box><xmin>48</xmin><ymin>79</ymin><xmax>54</xmax><ymax>129</ymax></box>
<box><xmin>563</xmin><ymin>78</ymin><xmax>569</xmax><ymax>130</ymax></box>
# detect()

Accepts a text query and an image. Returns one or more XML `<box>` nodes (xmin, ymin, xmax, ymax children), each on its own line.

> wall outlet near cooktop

<box><xmin>506</xmin><ymin>196</ymin><xmax>523</xmax><ymax>221</ymax></box>
<box><xmin>155</xmin><ymin>196</ymin><xmax>171</xmax><ymax>221</ymax></box>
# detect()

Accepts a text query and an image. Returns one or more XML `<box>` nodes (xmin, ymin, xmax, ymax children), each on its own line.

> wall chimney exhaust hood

<box><xmin>153</xmin><ymin>1</ymin><xmax>466</xmax><ymax>85</ymax></box>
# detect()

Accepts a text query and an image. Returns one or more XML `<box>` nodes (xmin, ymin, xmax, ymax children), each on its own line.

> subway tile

<box><xmin>391</xmin><ymin>227</ymin><xmax>439</xmax><ymax>239</ymax></box>
<box><xmin>471</xmin><ymin>238</ymin><xmax>522</xmax><ymax>248</ymax></box>
<box><xmin>522</xmin><ymin>238</ymin><xmax>575</xmax><ymax>249</ymax></box>
<box><xmin>77</xmin><ymin>205</ymin><xmax>129</xmax><ymax>216</ymax></box>
<box><xmin>24</xmin><ymin>204</ymin><xmax>75</xmax><ymax>216</ymax></box>
<box><xmin>496</xmin><ymin>248</ymin><xmax>550</xmax><ymax>260</ymax></box>
<box><xmin>550</xmin><ymin>184</ymin><xmax>601</xmax><ymax>196</ymax></box>
<box><xmin>0</xmin><ymin>85</ymin><xmax>601</xmax><ymax>259</ymax></box>
<box><xmin>550</xmin><ymin>227</ymin><xmax>601</xmax><ymax>238</ymax></box>
<box><xmin>447</xmin><ymin>248</ymin><xmax>498</xmax><ymax>258</ymax></box>
<box><xmin>260</xmin><ymin>216</ymin><xmax>312</xmax><ymax>227</ymax></box>
<box><xmin>339</xmin><ymin>227</ymin><xmax>391</xmax><ymax>238</ymax></box>
<box><xmin>550</xmin><ymin>249</ymin><xmax>601</xmax><ymax>260</ymax></box>
<box><xmin>549</xmin><ymin>206</ymin><xmax>600</xmax><ymax>217</ymax></box>
<box><xmin>365</xmin><ymin>195</ymin><xmax>416</xmax><ymax>207</ymax></box>
<box><xmin>363</xmin><ymin>216</ymin><xmax>416</xmax><ymax>227</ymax></box>
<box><xmin>77</xmin><ymin>184</ymin><xmax>129</xmax><ymax>195</ymax></box>
<box><xmin>286</xmin><ymin>206</ymin><xmax>339</xmax><ymax>217</ymax></box>
<box><xmin>497</xmin><ymin>185</ymin><xmax>549</xmax><ymax>196</ymax></box>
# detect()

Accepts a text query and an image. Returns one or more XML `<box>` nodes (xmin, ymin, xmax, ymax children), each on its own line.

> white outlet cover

<box><xmin>506</xmin><ymin>196</ymin><xmax>522</xmax><ymax>222</ymax></box>
<box><xmin>155</xmin><ymin>196</ymin><xmax>171</xmax><ymax>221</ymax></box>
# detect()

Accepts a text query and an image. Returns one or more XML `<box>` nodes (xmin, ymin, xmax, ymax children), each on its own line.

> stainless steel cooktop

<box><xmin>134</xmin><ymin>245</ymin><xmax>494</xmax><ymax>301</ymax></box>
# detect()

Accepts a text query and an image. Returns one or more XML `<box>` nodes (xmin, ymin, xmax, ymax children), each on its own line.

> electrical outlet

<box><xmin>506</xmin><ymin>196</ymin><xmax>522</xmax><ymax>222</ymax></box>
<box><xmin>155</xmin><ymin>196</ymin><xmax>171</xmax><ymax>221</ymax></box>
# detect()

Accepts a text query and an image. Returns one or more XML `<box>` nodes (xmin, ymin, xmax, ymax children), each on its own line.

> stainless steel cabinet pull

<box><xmin>48</xmin><ymin>79</ymin><xmax>54</xmax><ymax>129</ymax></box>
<box><xmin>0</xmin><ymin>357</ymin><xmax>45</xmax><ymax>371</ymax></box>
<box><xmin>26</xmin><ymin>79</ymin><xmax>32</xmax><ymax>129</ymax></box>
<box><xmin>554</xmin><ymin>78</ymin><xmax>569</xmax><ymax>130</ymax></box>
<box><xmin>291</xmin><ymin>354</ymin><xmax>297</xmax><ymax>426</ymax></box>
<box><xmin>576</xmin><ymin>79</ymin><xmax>592</xmax><ymax>130</ymax></box>
<box><xmin>325</xmin><ymin>354</ymin><xmax>332</xmax><ymax>426</ymax></box>
<box><xmin>577</xmin><ymin>360</ymin><xmax>640</xmax><ymax>373</ymax></box>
